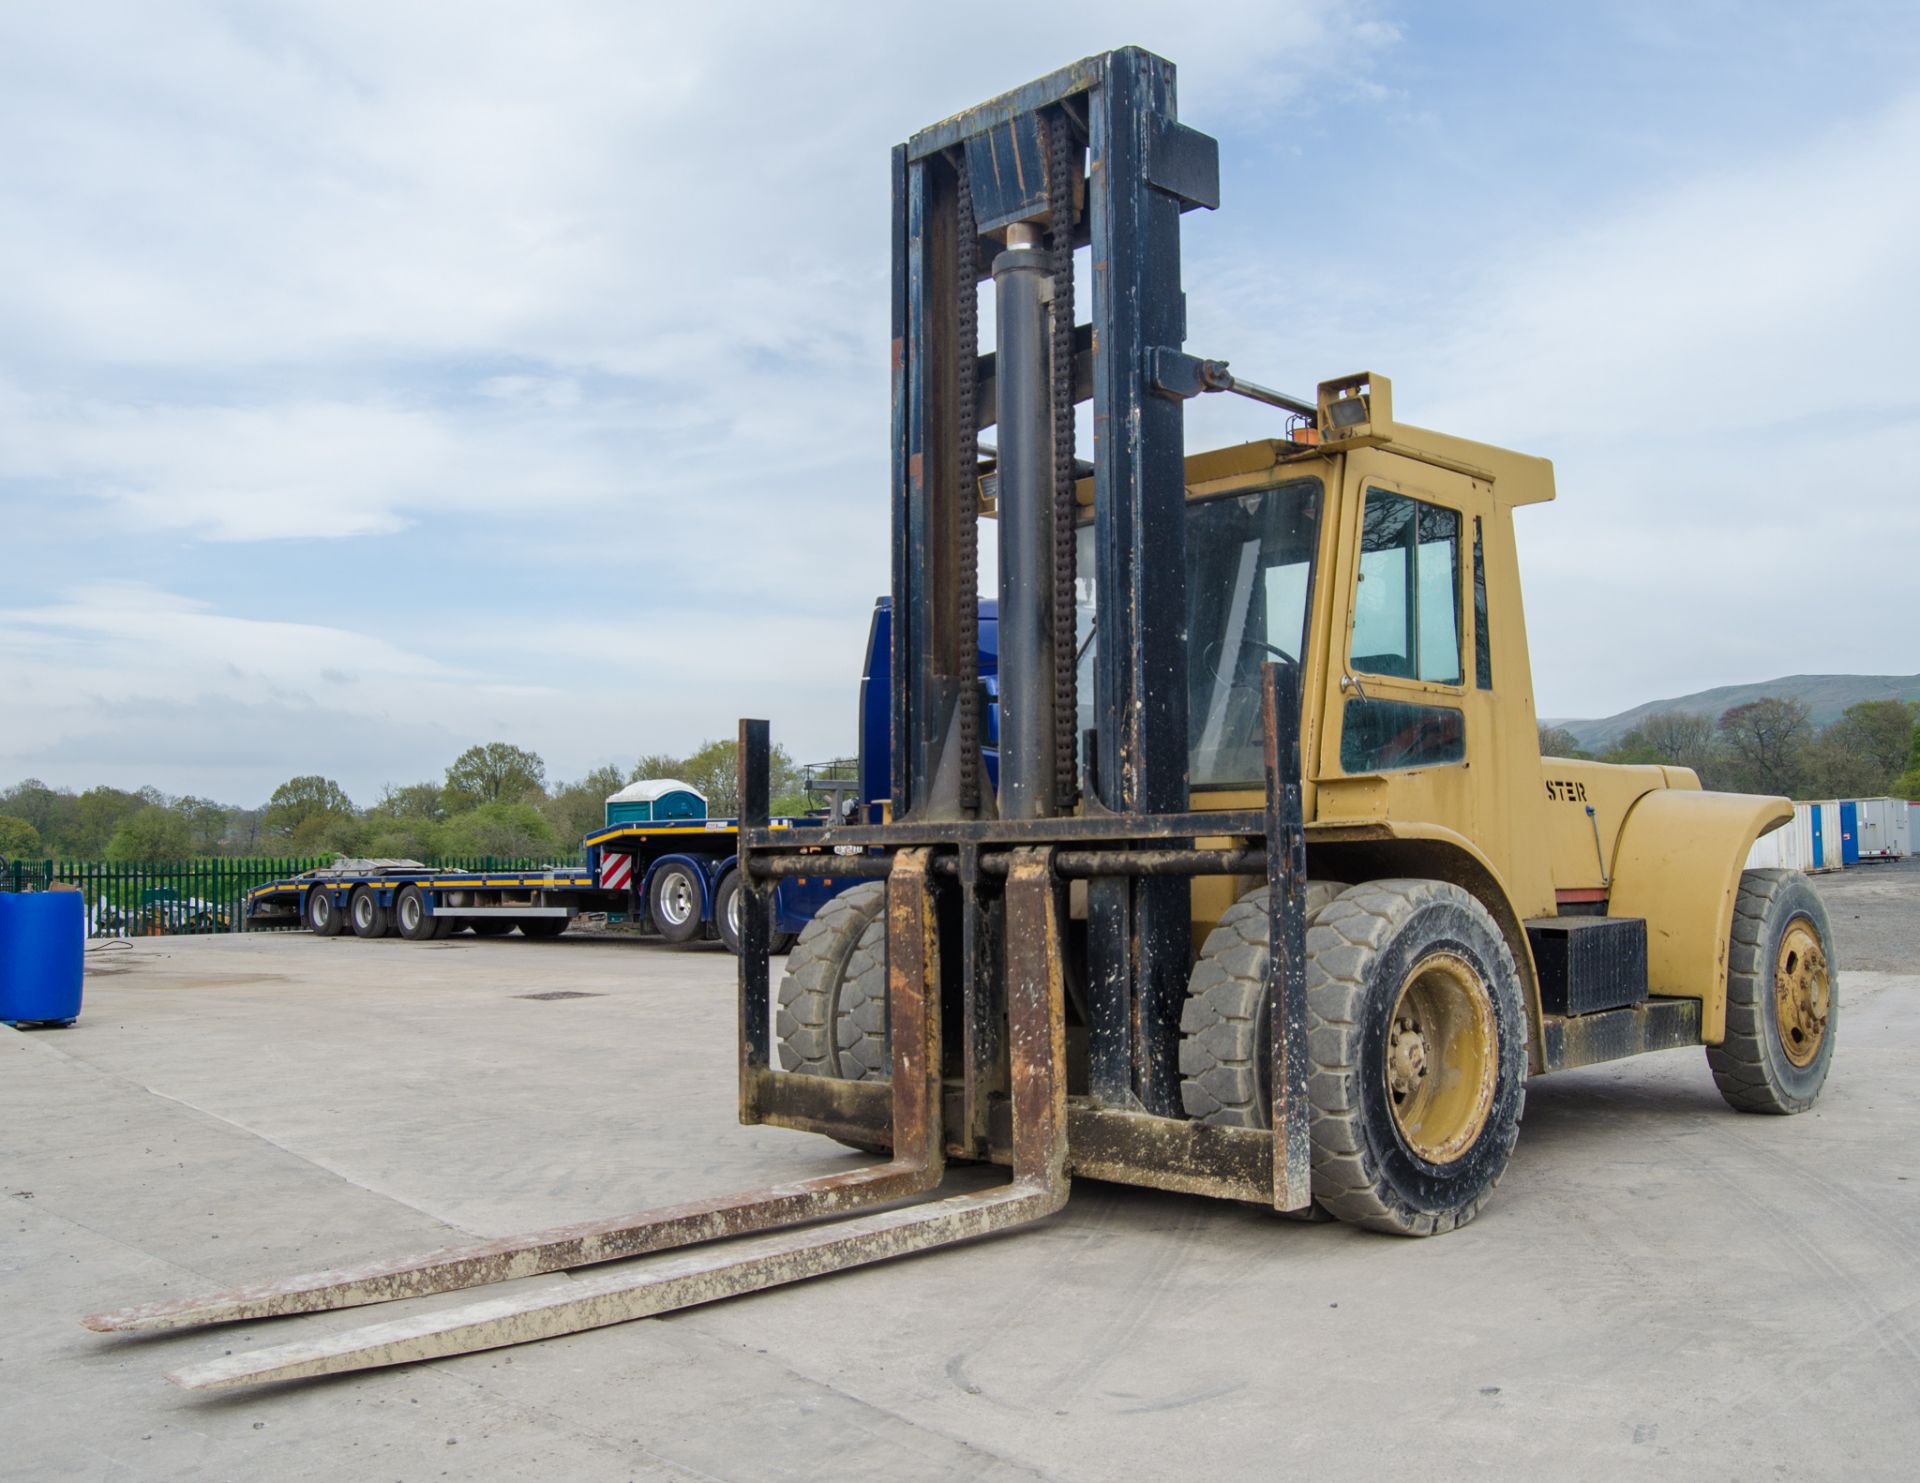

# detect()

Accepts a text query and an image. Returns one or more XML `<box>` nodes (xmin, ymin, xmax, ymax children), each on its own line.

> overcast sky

<box><xmin>3</xmin><ymin>1</ymin><xmax>1916</xmax><ymax>806</ymax></box>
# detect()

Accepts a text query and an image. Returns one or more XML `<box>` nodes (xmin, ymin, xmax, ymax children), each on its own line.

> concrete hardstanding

<box><xmin>4</xmin><ymin>878</ymin><xmax>1918</xmax><ymax>1482</ymax></box>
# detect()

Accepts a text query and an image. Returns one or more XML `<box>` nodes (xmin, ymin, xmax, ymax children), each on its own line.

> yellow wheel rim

<box><xmin>1773</xmin><ymin>919</ymin><xmax>1830</xmax><ymax>1069</ymax></box>
<box><xmin>1386</xmin><ymin>951</ymin><xmax>1498</xmax><ymax>1164</ymax></box>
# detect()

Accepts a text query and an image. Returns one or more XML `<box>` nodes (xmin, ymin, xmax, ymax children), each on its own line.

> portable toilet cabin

<box><xmin>1838</xmin><ymin>800</ymin><xmax>1861</xmax><ymax>866</ymax></box>
<box><xmin>1855</xmin><ymin>796</ymin><xmax>1913</xmax><ymax>860</ymax></box>
<box><xmin>604</xmin><ymin>778</ymin><xmax>707</xmax><ymax>828</ymax></box>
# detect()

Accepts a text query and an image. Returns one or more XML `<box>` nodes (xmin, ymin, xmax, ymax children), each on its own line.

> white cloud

<box><xmin>3</xmin><ymin>2</ymin><xmax>1911</xmax><ymax>799</ymax></box>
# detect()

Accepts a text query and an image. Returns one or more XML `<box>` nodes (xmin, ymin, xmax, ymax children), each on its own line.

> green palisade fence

<box><xmin>0</xmin><ymin>854</ymin><xmax>583</xmax><ymax>936</ymax></box>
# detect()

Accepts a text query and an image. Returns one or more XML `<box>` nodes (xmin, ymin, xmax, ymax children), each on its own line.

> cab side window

<box><xmin>1350</xmin><ymin>489</ymin><xmax>1462</xmax><ymax>686</ymax></box>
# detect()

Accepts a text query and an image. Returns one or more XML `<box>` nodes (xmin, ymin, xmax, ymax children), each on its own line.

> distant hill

<box><xmin>1552</xmin><ymin>674</ymin><xmax>1920</xmax><ymax>752</ymax></box>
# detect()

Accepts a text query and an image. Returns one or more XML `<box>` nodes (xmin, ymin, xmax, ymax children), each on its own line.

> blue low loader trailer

<box><xmin>242</xmin><ymin>598</ymin><xmax>998</xmax><ymax>952</ymax></box>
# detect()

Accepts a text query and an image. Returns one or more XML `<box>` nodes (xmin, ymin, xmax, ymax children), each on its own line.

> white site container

<box><xmin>1854</xmin><ymin>796</ymin><xmax>1912</xmax><ymax>859</ymax></box>
<box><xmin>1804</xmin><ymin>800</ymin><xmax>1845</xmax><ymax>872</ymax></box>
<box><xmin>1746</xmin><ymin>806</ymin><xmax>1809</xmax><ymax>872</ymax></box>
<box><xmin>1744</xmin><ymin>800</ymin><xmax>1845</xmax><ymax>874</ymax></box>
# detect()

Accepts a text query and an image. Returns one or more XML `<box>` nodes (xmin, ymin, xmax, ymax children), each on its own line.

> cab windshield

<box><xmin>1075</xmin><ymin>477</ymin><xmax>1322</xmax><ymax>789</ymax></box>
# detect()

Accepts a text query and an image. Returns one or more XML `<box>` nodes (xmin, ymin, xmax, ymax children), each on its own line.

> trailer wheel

<box><xmin>470</xmin><ymin>919</ymin><xmax>513</xmax><ymax>937</ymax></box>
<box><xmin>716</xmin><ymin>872</ymin><xmax>797</xmax><ymax>956</ymax></box>
<box><xmin>648</xmin><ymin>862</ymin><xmax>704</xmax><ymax>944</ymax></box>
<box><xmin>518</xmin><ymin>917</ymin><xmax>569</xmax><ymax>939</ymax></box>
<box><xmin>349</xmin><ymin>887</ymin><xmax>391</xmax><ymax>939</ymax></box>
<box><xmin>1707</xmin><ymin>869</ymin><xmax>1837</xmax><ymax>1114</ymax></box>
<box><xmin>777</xmin><ymin>881</ymin><xmax>888</xmax><ymax>1080</ymax></box>
<box><xmin>716</xmin><ymin>871</ymin><xmax>744</xmax><ymax>954</ymax></box>
<box><xmin>305</xmin><ymin>887</ymin><xmax>345</xmax><ymax>937</ymax></box>
<box><xmin>394</xmin><ymin>887</ymin><xmax>436</xmax><ymax>941</ymax></box>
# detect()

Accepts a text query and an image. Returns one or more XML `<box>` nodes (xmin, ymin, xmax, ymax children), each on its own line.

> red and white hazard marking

<box><xmin>599</xmin><ymin>853</ymin><xmax>634</xmax><ymax>892</ymax></box>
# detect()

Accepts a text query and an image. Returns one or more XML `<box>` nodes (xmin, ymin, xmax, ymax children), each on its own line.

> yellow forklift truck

<box><xmin>89</xmin><ymin>47</ymin><xmax>1835</xmax><ymax>1386</ymax></box>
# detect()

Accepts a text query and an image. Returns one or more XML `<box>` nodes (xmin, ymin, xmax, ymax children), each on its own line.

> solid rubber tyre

<box><xmin>1303</xmin><ymin>880</ymin><xmax>1526</xmax><ymax>1235</ymax></box>
<box><xmin>470</xmin><ymin>918</ymin><xmax>514</xmax><ymax>938</ymax></box>
<box><xmin>1175</xmin><ymin>881</ymin><xmax>1347</xmax><ymax>1222</ymax></box>
<box><xmin>777</xmin><ymin>881</ymin><xmax>888</xmax><ymax>1080</ymax></box>
<box><xmin>348</xmin><ymin>886</ymin><xmax>391</xmax><ymax>939</ymax></box>
<box><xmin>306</xmin><ymin>886</ymin><xmax>345</xmax><ymax>937</ymax></box>
<box><xmin>1177</xmin><ymin>880</ymin><xmax>1350</xmax><ymax>1127</ymax></box>
<box><xmin>518</xmin><ymin>917</ymin><xmax>569</xmax><ymax>939</ymax></box>
<box><xmin>1181</xmin><ymin>878</ymin><xmax>1526</xmax><ymax>1234</ymax></box>
<box><xmin>394</xmin><ymin>886</ymin><xmax>436</xmax><ymax>941</ymax></box>
<box><xmin>648</xmin><ymin>861</ymin><xmax>704</xmax><ymax>944</ymax></box>
<box><xmin>1707</xmin><ymin>868</ymin><xmax>1837</xmax><ymax>1114</ymax></box>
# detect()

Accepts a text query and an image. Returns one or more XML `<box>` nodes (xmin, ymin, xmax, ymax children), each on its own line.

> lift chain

<box><xmin>1046</xmin><ymin>109</ymin><xmax>1080</xmax><ymax>812</ymax></box>
<box><xmin>955</xmin><ymin>158</ymin><xmax>981</xmax><ymax>813</ymax></box>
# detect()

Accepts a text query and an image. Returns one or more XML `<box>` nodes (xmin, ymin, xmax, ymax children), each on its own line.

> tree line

<box><xmin>1539</xmin><ymin>698</ymin><xmax>1920</xmax><ymax>800</ymax></box>
<box><xmin>10</xmin><ymin>698</ymin><xmax>1910</xmax><ymax>865</ymax></box>
<box><xmin>0</xmin><ymin>740</ymin><xmax>821</xmax><ymax>864</ymax></box>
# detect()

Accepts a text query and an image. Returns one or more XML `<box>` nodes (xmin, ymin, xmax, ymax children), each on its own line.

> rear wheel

<box><xmin>394</xmin><ymin>886</ymin><xmax>435</xmax><ymax>941</ymax></box>
<box><xmin>1708</xmin><ymin>869</ymin><xmax>1837</xmax><ymax>1114</ymax></box>
<box><xmin>305</xmin><ymin>887</ymin><xmax>345</xmax><ymax>938</ymax></box>
<box><xmin>348</xmin><ymin>887</ymin><xmax>390</xmax><ymax>940</ymax></box>
<box><xmin>777</xmin><ymin>882</ymin><xmax>888</xmax><ymax>1081</ymax></box>
<box><xmin>648</xmin><ymin>861</ymin><xmax>704</xmax><ymax>944</ymax></box>
<box><xmin>518</xmin><ymin>917</ymin><xmax>569</xmax><ymax>939</ymax></box>
<box><xmin>470</xmin><ymin>918</ymin><xmax>514</xmax><ymax>938</ymax></box>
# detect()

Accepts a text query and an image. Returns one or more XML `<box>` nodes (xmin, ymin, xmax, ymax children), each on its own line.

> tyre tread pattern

<box><xmin>1177</xmin><ymin>882</ymin><xmax>1346</xmax><ymax>1126</ymax></box>
<box><xmin>776</xmin><ymin>882</ymin><xmax>886</xmax><ymax>1076</ymax></box>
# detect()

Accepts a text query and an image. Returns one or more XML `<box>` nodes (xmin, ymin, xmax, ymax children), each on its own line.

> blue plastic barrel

<box><xmin>0</xmin><ymin>891</ymin><xmax>85</xmax><ymax>1028</ymax></box>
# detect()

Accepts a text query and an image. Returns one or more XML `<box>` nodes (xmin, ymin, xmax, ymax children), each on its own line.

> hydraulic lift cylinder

<box><xmin>992</xmin><ymin>226</ymin><xmax>1058</xmax><ymax>820</ymax></box>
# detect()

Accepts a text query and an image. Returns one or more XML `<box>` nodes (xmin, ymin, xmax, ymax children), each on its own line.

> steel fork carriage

<box><xmin>85</xmin><ymin>48</ymin><xmax>1312</xmax><ymax>1389</ymax></box>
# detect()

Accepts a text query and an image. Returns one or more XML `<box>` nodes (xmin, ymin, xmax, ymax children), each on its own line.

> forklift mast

<box><xmin>884</xmin><ymin>47</ymin><xmax>1232</xmax><ymax>1117</ymax></box>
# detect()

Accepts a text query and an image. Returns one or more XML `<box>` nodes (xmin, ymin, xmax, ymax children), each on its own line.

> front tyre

<box><xmin>1305</xmin><ymin>880</ymin><xmax>1527</xmax><ymax>1236</ymax></box>
<box><xmin>1707</xmin><ymin>869</ymin><xmax>1837</xmax><ymax>1114</ymax></box>
<box><xmin>776</xmin><ymin>881</ymin><xmax>888</xmax><ymax>1080</ymax></box>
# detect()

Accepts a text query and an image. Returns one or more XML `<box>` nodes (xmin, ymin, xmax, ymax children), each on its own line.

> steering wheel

<box><xmin>1199</xmin><ymin>633</ymin><xmax>1297</xmax><ymax>688</ymax></box>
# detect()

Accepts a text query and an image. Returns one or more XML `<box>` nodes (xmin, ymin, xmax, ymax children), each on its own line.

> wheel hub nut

<box><xmin>1389</xmin><ymin>1015</ymin><xmax>1428</xmax><ymax>1098</ymax></box>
